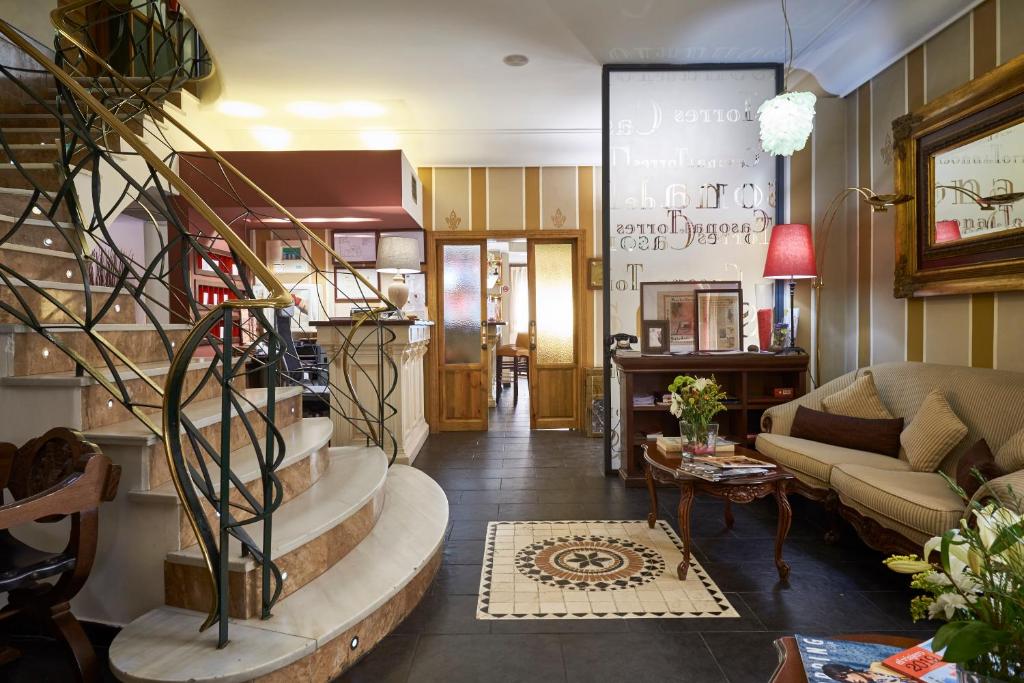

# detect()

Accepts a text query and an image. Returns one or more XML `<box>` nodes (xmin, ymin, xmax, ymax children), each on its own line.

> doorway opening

<box><xmin>490</xmin><ymin>239</ymin><xmax>529</xmax><ymax>432</ymax></box>
<box><xmin>434</xmin><ymin>236</ymin><xmax>579</xmax><ymax>433</ymax></box>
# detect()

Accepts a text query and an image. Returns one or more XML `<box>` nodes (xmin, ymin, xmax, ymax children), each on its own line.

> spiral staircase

<box><xmin>0</xmin><ymin>2</ymin><xmax>445</xmax><ymax>681</ymax></box>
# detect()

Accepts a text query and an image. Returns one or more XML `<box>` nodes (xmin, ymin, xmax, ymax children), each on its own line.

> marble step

<box><xmin>0</xmin><ymin>279</ymin><xmax>136</xmax><ymax>325</ymax></box>
<box><xmin>108</xmin><ymin>465</ymin><xmax>448</xmax><ymax>683</ymax></box>
<box><xmin>0</xmin><ymin>186</ymin><xmax>68</xmax><ymax>216</ymax></box>
<box><xmin>0</xmin><ymin>323</ymin><xmax>191</xmax><ymax>377</ymax></box>
<box><xmin>0</xmin><ymin>162</ymin><xmax>61</xmax><ymax>190</ymax></box>
<box><xmin>0</xmin><ymin>212</ymin><xmax>78</xmax><ymax>249</ymax></box>
<box><xmin>0</xmin><ymin>356</ymin><xmax>233</xmax><ymax>433</ymax></box>
<box><xmin>87</xmin><ymin>386</ymin><xmax>304</xmax><ymax>493</ymax></box>
<box><xmin>0</xmin><ymin>128</ymin><xmax>62</xmax><ymax>144</ymax></box>
<box><xmin>164</xmin><ymin>443</ymin><xmax>388</xmax><ymax>619</ymax></box>
<box><xmin>0</xmin><ymin>242</ymin><xmax>82</xmax><ymax>282</ymax></box>
<box><xmin>0</xmin><ymin>113</ymin><xmax>72</xmax><ymax>128</ymax></box>
<box><xmin>0</xmin><ymin>142</ymin><xmax>60</xmax><ymax>163</ymax></box>
<box><xmin>131</xmin><ymin>417</ymin><xmax>335</xmax><ymax>547</ymax></box>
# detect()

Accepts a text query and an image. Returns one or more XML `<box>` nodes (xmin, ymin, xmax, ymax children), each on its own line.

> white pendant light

<box><xmin>757</xmin><ymin>0</ymin><xmax>816</xmax><ymax>157</ymax></box>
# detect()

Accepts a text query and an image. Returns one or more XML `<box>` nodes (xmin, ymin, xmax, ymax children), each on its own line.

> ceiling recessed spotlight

<box><xmin>216</xmin><ymin>100</ymin><xmax>266</xmax><ymax>118</ymax></box>
<box><xmin>337</xmin><ymin>101</ymin><xmax>387</xmax><ymax>118</ymax></box>
<box><xmin>251</xmin><ymin>126</ymin><xmax>292</xmax><ymax>150</ymax></box>
<box><xmin>360</xmin><ymin>130</ymin><xmax>399</xmax><ymax>149</ymax></box>
<box><xmin>503</xmin><ymin>54</ymin><xmax>529</xmax><ymax>67</ymax></box>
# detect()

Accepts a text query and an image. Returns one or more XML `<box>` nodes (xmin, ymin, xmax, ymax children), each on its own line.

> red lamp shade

<box><xmin>934</xmin><ymin>220</ymin><xmax>962</xmax><ymax>244</ymax></box>
<box><xmin>763</xmin><ymin>223</ymin><xmax>817</xmax><ymax>279</ymax></box>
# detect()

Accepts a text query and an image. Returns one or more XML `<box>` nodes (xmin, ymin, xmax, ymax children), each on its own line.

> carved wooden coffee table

<box><xmin>643</xmin><ymin>443</ymin><xmax>795</xmax><ymax>580</ymax></box>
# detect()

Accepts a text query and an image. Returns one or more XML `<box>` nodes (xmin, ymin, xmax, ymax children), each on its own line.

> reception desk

<box><xmin>312</xmin><ymin>318</ymin><xmax>431</xmax><ymax>465</ymax></box>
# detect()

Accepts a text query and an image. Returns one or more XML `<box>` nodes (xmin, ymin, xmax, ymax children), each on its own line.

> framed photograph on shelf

<box><xmin>696</xmin><ymin>289</ymin><xmax>743</xmax><ymax>351</ymax></box>
<box><xmin>640</xmin><ymin>320</ymin><xmax>669</xmax><ymax>355</ymax></box>
<box><xmin>330</xmin><ymin>232</ymin><xmax>376</xmax><ymax>264</ymax></box>
<box><xmin>333</xmin><ymin>268</ymin><xmax>381</xmax><ymax>303</ymax></box>
<box><xmin>640</xmin><ymin>281</ymin><xmax>740</xmax><ymax>353</ymax></box>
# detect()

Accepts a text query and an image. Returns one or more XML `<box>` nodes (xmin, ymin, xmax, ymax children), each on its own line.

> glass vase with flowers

<box><xmin>668</xmin><ymin>374</ymin><xmax>727</xmax><ymax>458</ymax></box>
<box><xmin>885</xmin><ymin>480</ymin><xmax>1023</xmax><ymax>683</ymax></box>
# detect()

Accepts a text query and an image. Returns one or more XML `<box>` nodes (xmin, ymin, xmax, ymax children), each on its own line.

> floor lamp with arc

<box><xmin>811</xmin><ymin>188</ymin><xmax>912</xmax><ymax>387</ymax></box>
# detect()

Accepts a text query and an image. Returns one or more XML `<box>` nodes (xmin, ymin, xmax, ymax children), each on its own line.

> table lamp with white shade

<box><xmin>376</xmin><ymin>235</ymin><xmax>420</xmax><ymax>316</ymax></box>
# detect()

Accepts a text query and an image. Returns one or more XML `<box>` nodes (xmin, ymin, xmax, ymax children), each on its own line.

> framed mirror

<box><xmin>894</xmin><ymin>53</ymin><xmax>1024</xmax><ymax>297</ymax></box>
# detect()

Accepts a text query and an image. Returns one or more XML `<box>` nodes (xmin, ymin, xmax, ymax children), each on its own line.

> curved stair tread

<box><xmin>166</xmin><ymin>443</ymin><xmax>388</xmax><ymax>569</ymax></box>
<box><xmin>109</xmin><ymin>465</ymin><xmax>448</xmax><ymax>683</ymax></box>
<box><xmin>83</xmin><ymin>385</ymin><xmax>303</xmax><ymax>444</ymax></box>
<box><xmin>0</xmin><ymin>356</ymin><xmax>214</xmax><ymax>387</ymax></box>
<box><xmin>132</xmin><ymin>416</ymin><xmax>334</xmax><ymax>501</ymax></box>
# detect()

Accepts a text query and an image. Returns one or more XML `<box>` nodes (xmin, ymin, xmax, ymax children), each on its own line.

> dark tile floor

<box><xmin>340</xmin><ymin>381</ymin><xmax>938</xmax><ymax>683</ymax></box>
<box><xmin>0</xmin><ymin>380</ymin><xmax>937</xmax><ymax>683</ymax></box>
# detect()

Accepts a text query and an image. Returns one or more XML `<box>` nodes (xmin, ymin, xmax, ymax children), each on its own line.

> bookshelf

<box><xmin>613</xmin><ymin>352</ymin><xmax>808</xmax><ymax>486</ymax></box>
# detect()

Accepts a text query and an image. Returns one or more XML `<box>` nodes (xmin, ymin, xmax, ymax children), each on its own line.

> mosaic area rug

<box><xmin>476</xmin><ymin>520</ymin><xmax>738</xmax><ymax>620</ymax></box>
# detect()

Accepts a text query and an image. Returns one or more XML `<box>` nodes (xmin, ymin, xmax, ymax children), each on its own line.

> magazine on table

<box><xmin>693</xmin><ymin>454</ymin><xmax>776</xmax><ymax>469</ymax></box>
<box><xmin>674</xmin><ymin>461</ymin><xmax>768</xmax><ymax>481</ymax></box>
<box><xmin>794</xmin><ymin>634</ymin><xmax>915</xmax><ymax>682</ymax></box>
<box><xmin>882</xmin><ymin>639</ymin><xmax>956</xmax><ymax>683</ymax></box>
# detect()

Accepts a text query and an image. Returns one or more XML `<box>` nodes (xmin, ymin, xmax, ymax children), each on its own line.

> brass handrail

<box><xmin>0</xmin><ymin>17</ymin><xmax>293</xmax><ymax>638</ymax></box>
<box><xmin>49</xmin><ymin>1</ymin><xmax>391</xmax><ymax>307</ymax></box>
<box><xmin>53</xmin><ymin>0</ymin><xmax>217</xmax><ymax>87</ymax></box>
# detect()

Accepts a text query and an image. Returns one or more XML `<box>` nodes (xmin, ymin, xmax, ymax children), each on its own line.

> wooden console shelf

<box><xmin>613</xmin><ymin>353</ymin><xmax>809</xmax><ymax>486</ymax></box>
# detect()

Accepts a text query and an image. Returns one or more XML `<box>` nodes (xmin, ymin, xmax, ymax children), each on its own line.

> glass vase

<box><xmin>680</xmin><ymin>420</ymin><xmax>717</xmax><ymax>458</ymax></box>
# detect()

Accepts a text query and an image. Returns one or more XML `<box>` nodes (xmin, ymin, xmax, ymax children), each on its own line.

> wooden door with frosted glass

<box><xmin>436</xmin><ymin>240</ymin><xmax>488</xmax><ymax>430</ymax></box>
<box><xmin>527</xmin><ymin>239</ymin><xmax>578</xmax><ymax>429</ymax></box>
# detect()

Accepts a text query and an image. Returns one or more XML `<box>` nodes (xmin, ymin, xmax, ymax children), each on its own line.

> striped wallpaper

<box><xmin>804</xmin><ymin>0</ymin><xmax>1024</xmax><ymax>382</ymax></box>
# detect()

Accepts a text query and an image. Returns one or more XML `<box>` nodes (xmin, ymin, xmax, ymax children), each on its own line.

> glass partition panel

<box><xmin>442</xmin><ymin>244</ymin><xmax>481</xmax><ymax>364</ymax></box>
<box><xmin>534</xmin><ymin>242</ymin><xmax>574</xmax><ymax>364</ymax></box>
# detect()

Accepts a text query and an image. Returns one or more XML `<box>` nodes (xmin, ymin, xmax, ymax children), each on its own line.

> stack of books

<box><xmin>655</xmin><ymin>435</ymin><xmax>738</xmax><ymax>455</ymax></box>
<box><xmin>794</xmin><ymin>635</ymin><xmax>956</xmax><ymax>683</ymax></box>
<box><xmin>633</xmin><ymin>394</ymin><xmax>655</xmax><ymax>406</ymax></box>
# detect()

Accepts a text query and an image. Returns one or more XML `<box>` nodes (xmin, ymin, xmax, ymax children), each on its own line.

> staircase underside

<box><xmin>108</xmin><ymin>463</ymin><xmax>448</xmax><ymax>683</ymax></box>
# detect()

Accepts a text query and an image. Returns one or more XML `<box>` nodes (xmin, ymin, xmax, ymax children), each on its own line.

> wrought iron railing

<box><xmin>0</xmin><ymin>0</ymin><xmax>400</xmax><ymax>649</ymax></box>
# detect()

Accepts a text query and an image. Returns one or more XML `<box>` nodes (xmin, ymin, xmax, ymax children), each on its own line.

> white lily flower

<box><xmin>928</xmin><ymin>592</ymin><xmax>969</xmax><ymax>620</ymax></box>
<box><xmin>669</xmin><ymin>394</ymin><xmax>683</xmax><ymax>419</ymax></box>
<box><xmin>692</xmin><ymin>377</ymin><xmax>710</xmax><ymax>391</ymax></box>
<box><xmin>975</xmin><ymin>505</ymin><xmax>1024</xmax><ymax>566</ymax></box>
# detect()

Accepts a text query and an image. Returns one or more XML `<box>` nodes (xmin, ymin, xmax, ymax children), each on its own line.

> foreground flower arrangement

<box><xmin>668</xmin><ymin>375</ymin><xmax>727</xmax><ymax>453</ymax></box>
<box><xmin>885</xmin><ymin>480</ymin><xmax>1024</xmax><ymax>682</ymax></box>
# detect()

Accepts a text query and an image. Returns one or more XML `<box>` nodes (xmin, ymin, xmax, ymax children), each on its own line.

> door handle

<box><xmin>480</xmin><ymin>320</ymin><xmax>488</xmax><ymax>350</ymax></box>
<box><xmin>529</xmin><ymin>320</ymin><xmax>537</xmax><ymax>351</ymax></box>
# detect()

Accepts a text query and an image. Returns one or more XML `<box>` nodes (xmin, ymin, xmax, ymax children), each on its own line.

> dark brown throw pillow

<box><xmin>790</xmin><ymin>405</ymin><xmax>904</xmax><ymax>457</ymax></box>
<box><xmin>955</xmin><ymin>439</ymin><xmax>1004</xmax><ymax>498</ymax></box>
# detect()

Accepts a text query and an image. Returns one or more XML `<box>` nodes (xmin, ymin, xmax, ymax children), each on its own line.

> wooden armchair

<box><xmin>496</xmin><ymin>332</ymin><xmax>531</xmax><ymax>406</ymax></box>
<box><xmin>0</xmin><ymin>428</ymin><xmax>121</xmax><ymax>682</ymax></box>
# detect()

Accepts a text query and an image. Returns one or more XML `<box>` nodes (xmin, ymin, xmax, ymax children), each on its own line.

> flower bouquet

<box><xmin>885</xmin><ymin>481</ymin><xmax>1023</xmax><ymax>682</ymax></box>
<box><xmin>668</xmin><ymin>374</ymin><xmax>727</xmax><ymax>456</ymax></box>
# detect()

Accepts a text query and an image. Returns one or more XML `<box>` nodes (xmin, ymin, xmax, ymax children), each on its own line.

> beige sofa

<box><xmin>756</xmin><ymin>362</ymin><xmax>1024</xmax><ymax>553</ymax></box>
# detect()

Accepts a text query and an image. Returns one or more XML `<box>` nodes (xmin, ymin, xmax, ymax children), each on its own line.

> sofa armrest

<box><xmin>761</xmin><ymin>371</ymin><xmax>858</xmax><ymax>435</ymax></box>
<box><xmin>970</xmin><ymin>469</ymin><xmax>1024</xmax><ymax>512</ymax></box>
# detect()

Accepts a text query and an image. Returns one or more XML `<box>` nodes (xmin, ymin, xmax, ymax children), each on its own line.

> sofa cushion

<box><xmin>995</xmin><ymin>428</ymin><xmax>1024</xmax><ymax>473</ymax></box>
<box><xmin>831</xmin><ymin>464</ymin><xmax>965</xmax><ymax>539</ymax></box>
<box><xmin>956</xmin><ymin>440</ymin><xmax>1003</xmax><ymax>498</ymax></box>
<box><xmin>822</xmin><ymin>372</ymin><xmax>894</xmax><ymax>419</ymax></box>
<box><xmin>755</xmin><ymin>433</ymin><xmax>911</xmax><ymax>488</ymax></box>
<box><xmin>900</xmin><ymin>390</ymin><xmax>968</xmax><ymax>472</ymax></box>
<box><xmin>791</xmin><ymin>406</ymin><xmax>903</xmax><ymax>456</ymax></box>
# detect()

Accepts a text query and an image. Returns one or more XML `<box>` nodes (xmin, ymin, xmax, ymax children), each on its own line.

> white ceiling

<box><xmin>181</xmin><ymin>0</ymin><xmax>979</xmax><ymax>166</ymax></box>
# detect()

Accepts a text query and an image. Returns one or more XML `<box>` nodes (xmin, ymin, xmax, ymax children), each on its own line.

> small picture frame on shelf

<box><xmin>696</xmin><ymin>289</ymin><xmax>743</xmax><ymax>351</ymax></box>
<box><xmin>640</xmin><ymin>320</ymin><xmax>670</xmax><ymax>355</ymax></box>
